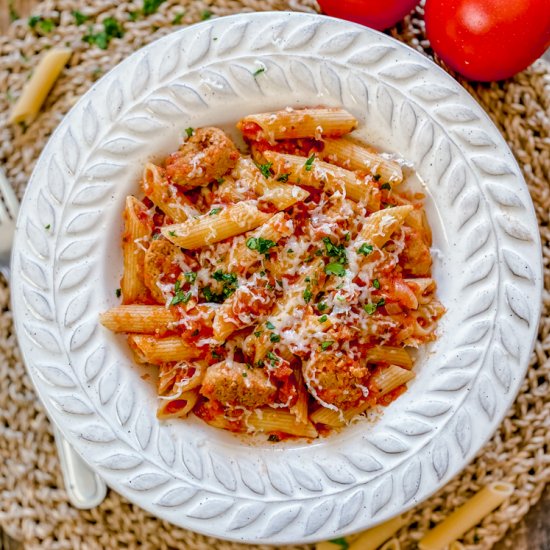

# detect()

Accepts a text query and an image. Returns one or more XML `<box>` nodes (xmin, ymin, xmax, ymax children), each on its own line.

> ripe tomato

<box><xmin>425</xmin><ymin>0</ymin><xmax>550</xmax><ymax>81</ymax></box>
<box><xmin>317</xmin><ymin>0</ymin><xmax>421</xmax><ymax>31</ymax></box>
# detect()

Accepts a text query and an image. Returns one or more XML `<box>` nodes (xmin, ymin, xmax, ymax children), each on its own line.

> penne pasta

<box><xmin>310</xmin><ymin>401</ymin><xmax>371</xmax><ymax>427</ymax></box>
<box><xmin>162</xmin><ymin>201</ymin><xmax>271</xmax><ymax>249</ymax></box>
<box><xmin>127</xmin><ymin>335</ymin><xmax>200</xmax><ymax>365</ymax></box>
<box><xmin>322</xmin><ymin>136</ymin><xmax>403</xmax><ymax>184</ymax></box>
<box><xmin>157</xmin><ymin>389</ymin><xmax>199</xmax><ymax>419</ymax></box>
<box><xmin>9</xmin><ymin>47</ymin><xmax>72</xmax><ymax>125</ymax></box>
<box><xmin>418</xmin><ymin>482</ymin><xmax>514</xmax><ymax>550</ymax></box>
<box><xmin>358</xmin><ymin>205</ymin><xmax>414</xmax><ymax>250</ymax></box>
<box><xmin>367</xmin><ymin>346</ymin><xmax>413</xmax><ymax>370</ymax></box>
<box><xmin>347</xmin><ymin>514</ymin><xmax>408</xmax><ymax>550</ymax></box>
<box><xmin>158</xmin><ymin>361</ymin><xmax>206</xmax><ymax>395</ymax></box>
<box><xmin>100</xmin><ymin>305</ymin><xmax>178</xmax><ymax>334</ymax></box>
<box><xmin>142</xmin><ymin>162</ymin><xmax>194</xmax><ymax>223</ymax></box>
<box><xmin>237</xmin><ymin>107</ymin><xmax>357</xmax><ymax>141</ymax></box>
<box><xmin>247</xmin><ymin>408</ymin><xmax>318</xmax><ymax>438</ymax></box>
<box><xmin>121</xmin><ymin>196</ymin><xmax>153</xmax><ymax>304</ymax></box>
<box><xmin>370</xmin><ymin>365</ymin><xmax>415</xmax><ymax>396</ymax></box>
<box><xmin>290</xmin><ymin>367</ymin><xmax>309</xmax><ymax>425</ymax></box>
<box><xmin>264</xmin><ymin>150</ymin><xmax>376</xmax><ymax>204</ymax></box>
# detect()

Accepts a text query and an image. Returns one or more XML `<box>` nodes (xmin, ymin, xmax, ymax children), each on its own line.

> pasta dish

<box><xmin>100</xmin><ymin>107</ymin><xmax>444</xmax><ymax>440</ymax></box>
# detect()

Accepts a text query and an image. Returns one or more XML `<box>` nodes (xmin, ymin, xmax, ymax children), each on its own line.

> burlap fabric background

<box><xmin>0</xmin><ymin>1</ymin><xmax>548</xmax><ymax>548</ymax></box>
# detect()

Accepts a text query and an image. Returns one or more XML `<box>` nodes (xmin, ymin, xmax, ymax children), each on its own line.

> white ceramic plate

<box><xmin>11</xmin><ymin>12</ymin><xmax>542</xmax><ymax>544</ymax></box>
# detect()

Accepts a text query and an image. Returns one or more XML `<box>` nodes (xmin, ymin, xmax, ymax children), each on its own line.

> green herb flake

<box><xmin>255</xmin><ymin>161</ymin><xmax>272</xmax><ymax>179</ymax></box>
<box><xmin>266</xmin><ymin>321</ymin><xmax>275</xmax><ymax>330</ymax></box>
<box><xmin>372</xmin><ymin>278</ymin><xmax>380</xmax><ymax>289</ymax></box>
<box><xmin>242</xmin><ymin>371</ymin><xmax>248</xmax><ymax>378</ymax></box>
<box><xmin>253</xmin><ymin>67</ymin><xmax>265</xmax><ymax>77</ymax></box>
<box><xmin>246</xmin><ymin>236</ymin><xmax>277</xmax><ymax>255</ymax></box>
<box><xmin>170</xmin><ymin>289</ymin><xmax>191</xmax><ymax>306</ymax></box>
<box><xmin>304</xmin><ymin>153</ymin><xmax>316</xmax><ymax>172</ymax></box>
<box><xmin>212</xmin><ymin>350</ymin><xmax>222</xmax><ymax>359</ymax></box>
<box><xmin>168</xmin><ymin>230</ymin><xmax>176</xmax><ymax>237</ymax></box>
<box><xmin>143</xmin><ymin>0</ymin><xmax>166</xmax><ymax>15</ymax></box>
<box><xmin>329</xmin><ymin>538</ymin><xmax>349</xmax><ymax>550</ymax></box>
<box><xmin>267</xmin><ymin>351</ymin><xmax>279</xmax><ymax>365</ymax></box>
<box><xmin>317</xmin><ymin>302</ymin><xmax>328</xmax><ymax>312</ymax></box>
<box><xmin>172</xmin><ymin>12</ymin><xmax>185</xmax><ymax>24</ymax></box>
<box><xmin>270</xmin><ymin>333</ymin><xmax>281</xmax><ymax>343</ymax></box>
<box><xmin>303</xmin><ymin>285</ymin><xmax>312</xmax><ymax>303</ymax></box>
<box><xmin>72</xmin><ymin>10</ymin><xmax>89</xmax><ymax>25</ymax></box>
<box><xmin>373</xmin><ymin>174</ymin><xmax>381</xmax><ymax>182</ymax></box>
<box><xmin>321</xmin><ymin>341</ymin><xmax>334</xmax><ymax>351</ymax></box>
<box><xmin>358</xmin><ymin>243</ymin><xmax>374</xmax><ymax>256</ymax></box>
<box><xmin>115</xmin><ymin>288</ymin><xmax>121</xmax><ymax>298</ymax></box>
<box><xmin>287</xmin><ymin>249</ymin><xmax>294</xmax><ymax>254</ymax></box>
<box><xmin>268</xmin><ymin>434</ymin><xmax>280</xmax><ymax>442</ymax></box>
<box><xmin>323</xmin><ymin>237</ymin><xmax>347</xmax><ymax>262</ymax></box>
<box><xmin>277</xmin><ymin>173</ymin><xmax>289</xmax><ymax>183</ymax></box>
<box><xmin>209</xmin><ymin>207</ymin><xmax>222</xmax><ymax>216</ymax></box>
<box><xmin>325</xmin><ymin>262</ymin><xmax>346</xmax><ymax>277</ymax></box>
<box><xmin>363</xmin><ymin>298</ymin><xmax>385</xmax><ymax>315</ymax></box>
<box><xmin>185</xmin><ymin>127</ymin><xmax>194</xmax><ymax>138</ymax></box>
<box><xmin>184</xmin><ymin>272</ymin><xmax>197</xmax><ymax>284</ymax></box>
<box><xmin>259</xmin><ymin>270</ymin><xmax>266</xmax><ymax>277</ymax></box>
<box><xmin>254</xmin><ymin>331</ymin><xmax>262</xmax><ymax>338</ymax></box>
<box><xmin>216</xmin><ymin>177</ymin><xmax>225</xmax><ymax>184</ymax></box>
<box><xmin>44</xmin><ymin>224</ymin><xmax>51</xmax><ymax>230</ymax></box>
<box><xmin>201</xmin><ymin>10</ymin><xmax>212</xmax><ymax>20</ymax></box>
<box><xmin>380</xmin><ymin>182</ymin><xmax>391</xmax><ymax>190</ymax></box>
<box><xmin>319</xmin><ymin>314</ymin><xmax>328</xmax><ymax>323</ymax></box>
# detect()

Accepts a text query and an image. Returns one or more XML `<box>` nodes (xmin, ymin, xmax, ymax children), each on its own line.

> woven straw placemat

<box><xmin>0</xmin><ymin>1</ymin><xmax>548</xmax><ymax>548</ymax></box>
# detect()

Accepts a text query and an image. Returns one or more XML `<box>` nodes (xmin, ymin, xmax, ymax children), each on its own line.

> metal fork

<box><xmin>0</xmin><ymin>168</ymin><xmax>107</xmax><ymax>510</ymax></box>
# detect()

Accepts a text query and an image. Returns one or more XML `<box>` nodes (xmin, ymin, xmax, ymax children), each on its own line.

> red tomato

<box><xmin>317</xmin><ymin>0</ymin><xmax>421</xmax><ymax>31</ymax></box>
<box><xmin>425</xmin><ymin>0</ymin><xmax>550</xmax><ymax>81</ymax></box>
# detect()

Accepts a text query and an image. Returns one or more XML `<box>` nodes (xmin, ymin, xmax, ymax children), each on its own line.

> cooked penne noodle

<box><xmin>264</xmin><ymin>151</ymin><xmax>376</xmax><ymax>204</ymax></box>
<box><xmin>237</xmin><ymin>107</ymin><xmax>357</xmax><ymax>141</ymax></box>
<box><xmin>370</xmin><ymin>365</ymin><xmax>415</xmax><ymax>396</ymax></box>
<box><xmin>418</xmin><ymin>482</ymin><xmax>514</xmax><ymax>550</ymax></box>
<box><xmin>157</xmin><ymin>389</ymin><xmax>199</xmax><ymax>419</ymax></box>
<box><xmin>359</xmin><ymin>205</ymin><xmax>414</xmax><ymax>250</ymax></box>
<box><xmin>322</xmin><ymin>136</ymin><xmax>403</xmax><ymax>184</ymax></box>
<box><xmin>367</xmin><ymin>346</ymin><xmax>413</xmax><ymax>370</ymax></box>
<box><xmin>290</xmin><ymin>367</ymin><xmax>309</xmax><ymax>425</ymax></box>
<box><xmin>348</xmin><ymin>514</ymin><xmax>408</xmax><ymax>550</ymax></box>
<box><xmin>162</xmin><ymin>201</ymin><xmax>271</xmax><ymax>249</ymax></box>
<box><xmin>100</xmin><ymin>305</ymin><xmax>178</xmax><ymax>334</ymax></box>
<box><xmin>121</xmin><ymin>196</ymin><xmax>153</xmax><ymax>304</ymax></box>
<box><xmin>142</xmin><ymin>162</ymin><xmax>194</xmax><ymax>223</ymax></box>
<box><xmin>220</xmin><ymin>212</ymin><xmax>292</xmax><ymax>274</ymax></box>
<box><xmin>9</xmin><ymin>47</ymin><xmax>72</xmax><ymax>125</ymax></box>
<box><xmin>128</xmin><ymin>335</ymin><xmax>200</xmax><ymax>365</ymax></box>
<box><xmin>310</xmin><ymin>400</ymin><xmax>371</xmax><ymax>427</ymax></box>
<box><xmin>247</xmin><ymin>408</ymin><xmax>318</xmax><ymax>438</ymax></box>
<box><xmin>158</xmin><ymin>361</ymin><xmax>206</xmax><ymax>395</ymax></box>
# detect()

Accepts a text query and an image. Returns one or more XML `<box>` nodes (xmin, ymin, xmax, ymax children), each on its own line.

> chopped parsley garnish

<box><xmin>267</xmin><ymin>351</ymin><xmax>279</xmax><ymax>365</ymax></box>
<box><xmin>171</xmin><ymin>290</ymin><xmax>191</xmax><ymax>306</ymax></box>
<box><xmin>202</xmin><ymin>270</ymin><xmax>239</xmax><ymax>303</ymax></box>
<box><xmin>256</xmin><ymin>161</ymin><xmax>272</xmax><ymax>179</ymax></box>
<box><xmin>72</xmin><ymin>10</ymin><xmax>89</xmax><ymax>25</ymax></box>
<box><xmin>325</xmin><ymin>262</ymin><xmax>346</xmax><ymax>276</ymax></box>
<box><xmin>191</xmin><ymin>329</ymin><xmax>199</xmax><ymax>337</ymax></box>
<box><xmin>254</xmin><ymin>331</ymin><xmax>262</xmax><ymax>337</ymax></box>
<box><xmin>185</xmin><ymin>127</ymin><xmax>194</xmax><ymax>138</ymax></box>
<box><xmin>373</xmin><ymin>174</ymin><xmax>381</xmax><ymax>182</ymax></box>
<box><xmin>266</xmin><ymin>321</ymin><xmax>275</xmax><ymax>330</ymax></box>
<box><xmin>323</xmin><ymin>237</ymin><xmax>347</xmax><ymax>263</ymax></box>
<box><xmin>277</xmin><ymin>173</ymin><xmax>290</xmax><ymax>183</ymax></box>
<box><xmin>321</xmin><ymin>341</ymin><xmax>334</xmax><ymax>351</ymax></box>
<box><xmin>209</xmin><ymin>207</ymin><xmax>222</xmax><ymax>216</ymax></box>
<box><xmin>184</xmin><ymin>272</ymin><xmax>197</xmax><ymax>284</ymax></box>
<box><xmin>216</xmin><ymin>177</ymin><xmax>225</xmax><ymax>184</ymax></box>
<box><xmin>213</xmin><ymin>271</ymin><xmax>237</xmax><ymax>285</ymax></box>
<box><xmin>201</xmin><ymin>10</ymin><xmax>213</xmax><ymax>20</ymax></box>
<box><xmin>242</xmin><ymin>372</ymin><xmax>248</xmax><ymax>378</ymax></box>
<box><xmin>143</xmin><ymin>0</ymin><xmax>166</xmax><ymax>16</ymax></box>
<box><xmin>29</xmin><ymin>15</ymin><xmax>55</xmax><ymax>33</ymax></box>
<box><xmin>246</xmin><ymin>236</ymin><xmax>277</xmax><ymax>255</ymax></box>
<box><xmin>304</xmin><ymin>154</ymin><xmax>316</xmax><ymax>171</ymax></box>
<box><xmin>270</xmin><ymin>333</ymin><xmax>281</xmax><ymax>343</ymax></box>
<box><xmin>268</xmin><ymin>434</ymin><xmax>280</xmax><ymax>442</ymax></box>
<box><xmin>259</xmin><ymin>270</ymin><xmax>266</xmax><ymax>277</ymax></box>
<box><xmin>319</xmin><ymin>314</ymin><xmax>328</xmax><ymax>323</ymax></box>
<box><xmin>317</xmin><ymin>302</ymin><xmax>328</xmax><ymax>312</ymax></box>
<box><xmin>363</xmin><ymin>298</ymin><xmax>385</xmax><ymax>314</ymax></box>
<box><xmin>253</xmin><ymin>67</ymin><xmax>265</xmax><ymax>77</ymax></box>
<box><xmin>358</xmin><ymin>243</ymin><xmax>374</xmax><ymax>256</ymax></box>
<box><xmin>345</xmin><ymin>232</ymin><xmax>351</xmax><ymax>242</ymax></box>
<box><xmin>44</xmin><ymin>224</ymin><xmax>51</xmax><ymax>230</ymax></box>
<box><xmin>303</xmin><ymin>285</ymin><xmax>312</xmax><ymax>303</ymax></box>
<box><xmin>287</xmin><ymin>249</ymin><xmax>294</xmax><ymax>254</ymax></box>
<box><xmin>168</xmin><ymin>230</ymin><xmax>176</xmax><ymax>237</ymax></box>
<box><xmin>380</xmin><ymin>182</ymin><xmax>391</xmax><ymax>190</ymax></box>
<box><xmin>212</xmin><ymin>350</ymin><xmax>222</xmax><ymax>359</ymax></box>
<box><xmin>172</xmin><ymin>12</ymin><xmax>185</xmax><ymax>25</ymax></box>
<box><xmin>372</xmin><ymin>278</ymin><xmax>380</xmax><ymax>289</ymax></box>
<box><xmin>329</xmin><ymin>538</ymin><xmax>349</xmax><ymax>549</ymax></box>
<box><xmin>115</xmin><ymin>288</ymin><xmax>121</xmax><ymax>298</ymax></box>
<box><xmin>315</xmin><ymin>249</ymin><xmax>323</xmax><ymax>256</ymax></box>
<box><xmin>83</xmin><ymin>17</ymin><xmax>124</xmax><ymax>50</ymax></box>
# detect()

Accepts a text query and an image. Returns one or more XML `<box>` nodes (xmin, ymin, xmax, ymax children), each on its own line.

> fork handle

<box><xmin>53</xmin><ymin>425</ymin><xmax>107</xmax><ymax>509</ymax></box>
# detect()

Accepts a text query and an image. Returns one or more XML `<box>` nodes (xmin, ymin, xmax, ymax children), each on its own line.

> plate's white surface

<box><xmin>11</xmin><ymin>12</ymin><xmax>542</xmax><ymax>544</ymax></box>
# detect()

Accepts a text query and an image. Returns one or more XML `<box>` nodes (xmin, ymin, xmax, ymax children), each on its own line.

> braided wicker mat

<box><xmin>0</xmin><ymin>1</ymin><xmax>548</xmax><ymax>548</ymax></box>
